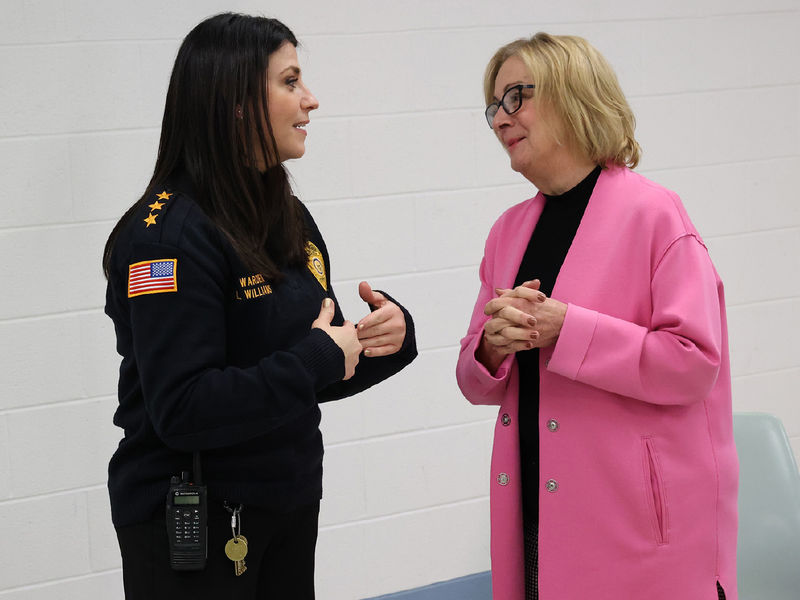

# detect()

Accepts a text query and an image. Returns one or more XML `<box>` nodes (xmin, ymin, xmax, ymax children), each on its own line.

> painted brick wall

<box><xmin>1</xmin><ymin>1</ymin><xmax>798</xmax><ymax>598</ymax></box>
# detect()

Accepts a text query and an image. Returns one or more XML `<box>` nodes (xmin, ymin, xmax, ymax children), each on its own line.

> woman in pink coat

<box><xmin>456</xmin><ymin>33</ymin><xmax>737</xmax><ymax>600</ymax></box>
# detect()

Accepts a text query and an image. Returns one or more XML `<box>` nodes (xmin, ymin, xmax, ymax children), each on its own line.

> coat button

<box><xmin>501</xmin><ymin>413</ymin><xmax>511</xmax><ymax>426</ymax></box>
<box><xmin>544</xmin><ymin>358</ymin><xmax>550</xmax><ymax>367</ymax></box>
<box><xmin>546</xmin><ymin>418</ymin><xmax>559</xmax><ymax>432</ymax></box>
<box><xmin>545</xmin><ymin>479</ymin><xmax>558</xmax><ymax>492</ymax></box>
<box><xmin>497</xmin><ymin>473</ymin><xmax>510</xmax><ymax>486</ymax></box>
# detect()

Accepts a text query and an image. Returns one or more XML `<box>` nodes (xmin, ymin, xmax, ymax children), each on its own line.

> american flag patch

<box><xmin>127</xmin><ymin>259</ymin><xmax>178</xmax><ymax>298</ymax></box>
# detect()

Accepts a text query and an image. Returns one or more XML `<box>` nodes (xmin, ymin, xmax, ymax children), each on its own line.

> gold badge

<box><xmin>305</xmin><ymin>241</ymin><xmax>327</xmax><ymax>290</ymax></box>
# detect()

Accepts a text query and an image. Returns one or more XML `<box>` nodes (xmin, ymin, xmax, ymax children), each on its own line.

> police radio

<box><xmin>166</xmin><ymin>453</ymin><xmax>207</xmax><ymax>570</ymax></box>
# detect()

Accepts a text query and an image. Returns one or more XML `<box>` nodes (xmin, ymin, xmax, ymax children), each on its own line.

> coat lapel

<box><xmin>551</xmin><ymin>166</ymin><xmax>621</xmax><ymax>304</ymax></box>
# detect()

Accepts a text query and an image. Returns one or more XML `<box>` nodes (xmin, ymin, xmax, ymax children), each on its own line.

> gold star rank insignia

<box><xmin>148</xmin><ymin>200</ymin><xmax>165</xmax><ymax>211</ymax></box>
<box><xmin>156</xmin><ymin>191</ymin><xmax>172</xmax><ymax>201</ymax></box>
<box><xmin>305</xmin><ymin>242</ymin><xmax>327</xmax><ymax>290</ymax></box>
<box><xmin>144</xmin><ymin>213</ymin><xmax>158</xmax><ymax>227</ymax></box>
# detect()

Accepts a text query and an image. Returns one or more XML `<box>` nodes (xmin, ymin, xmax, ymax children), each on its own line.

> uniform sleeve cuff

<box><xmin>291</xmin><ymin>328</ymin><xmax>345</xmax><ymax>391</ymax></box>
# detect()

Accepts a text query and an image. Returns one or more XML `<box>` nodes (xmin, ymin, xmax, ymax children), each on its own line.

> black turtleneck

<box><xmin>514</xmin><ymin>165</ymin><xmax>601</xmax><ymax>522</ymax></box>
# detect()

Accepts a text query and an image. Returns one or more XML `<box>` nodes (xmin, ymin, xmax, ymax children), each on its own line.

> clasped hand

<box><xmin>482</xmin><ymin>279</ymin><xmax>567</xmax><ymax>355</ymax></box>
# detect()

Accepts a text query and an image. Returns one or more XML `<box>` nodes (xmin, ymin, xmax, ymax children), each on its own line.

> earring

<box><xmin>235</xmin><ymin>106</ymin><xmax>243</xmax><ymax>119</ymax></box>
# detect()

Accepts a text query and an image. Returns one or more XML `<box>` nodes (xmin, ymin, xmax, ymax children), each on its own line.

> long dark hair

<box><xmin>103</xmin><ymin>13</ymin><xmax>307</xmax><ymax>280</ymax></box>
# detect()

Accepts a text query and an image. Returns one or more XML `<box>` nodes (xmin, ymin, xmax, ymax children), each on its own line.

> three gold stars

<box><xmin>143</xmin><ymin>190</ymin><xmax>171</xmax><ymax>228</ymax></box>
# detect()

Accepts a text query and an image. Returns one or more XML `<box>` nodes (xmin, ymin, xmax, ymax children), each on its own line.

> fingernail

<box><xmin>538</xmin><ymin>293</ymin><xmax>546</xmax><ymax>302</ymax></box>
<box><xmin>526</xmin><ymin>342</ymin><xmax>533</xmax><ymax>349</ymax></box>
<box><xmin>494</xmin><ymin>288</ymin><xmax>503</xmax><ymax>295</ymax></box>
<box><xmin>364</xmin><ymin>349</ymin><xmax>372</xmax><ymax>356</ymax></box>
<box><xmin>323</xmin><ymin>298</ymin><xmax>332</xmax><ymax>308</ymax></box>
<box><xmin>530</xmin><ymin>332</ymin><xmax>538</xmax><ymax>339</ymax></box>
<box><xmin>527</xmin><ymin>317</ymin><xmax>536</xmax><ymax>326</ymax></box>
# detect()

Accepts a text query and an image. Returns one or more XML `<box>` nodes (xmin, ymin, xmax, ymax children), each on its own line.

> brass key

<box><xmin>225</xmin><ymin>504</ymin><xmax>248</xmax><ymax>576</ymax></box>
<box><xmin>235</xmin><ymin>557</ymin><xmax>247</xmax><ymax>576</ymax></box>
<box><xmin>225</xmin><ymin>534</ymin><xmax>248</xmax><ymax>561</ymax></box>
<box><xmin>231</xmin><ymin>535</ymin><xmax>248</xmax><ymax>576</ymax></box>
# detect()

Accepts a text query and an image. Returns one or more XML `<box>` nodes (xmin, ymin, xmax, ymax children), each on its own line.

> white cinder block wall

<box><xmin>1</xmin><ymin>1</ymin><xmax>798</xmax><ymax>598</ymax></box>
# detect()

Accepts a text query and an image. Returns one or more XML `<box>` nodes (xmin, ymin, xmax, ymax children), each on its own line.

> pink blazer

<box><xmin>456</xmin><ymin>167</ymin><xmax>738</xmax><ymax>600</ymax></box>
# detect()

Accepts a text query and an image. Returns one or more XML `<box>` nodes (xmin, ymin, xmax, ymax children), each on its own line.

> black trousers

<box><xmin>523</xmin><ymin>517</ymin><xmax>538</xmax><ymax>600</ymax></box>
<box><xmin>116</xmin><ymin>501</ymin><xmax>319</xmax><ymax>599</ymax></box>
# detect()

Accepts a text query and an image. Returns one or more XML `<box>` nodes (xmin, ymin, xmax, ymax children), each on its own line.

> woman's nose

<box><xmin>303</xmin><ymin>87</ymin><xmax>319</xmax><ymax>111</ymax></box>
<box><xmin>492</xmin><ymin>105</ymin><xmax>512</xmax><ymax>132</ymax></box>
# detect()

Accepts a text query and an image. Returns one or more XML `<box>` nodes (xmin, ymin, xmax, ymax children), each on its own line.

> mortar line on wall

<box><xmin>3</xmin><ymin>10</ymin><xmax>797</xmax><ymax>47</ymax></box>
<box><xmin>319</xmin><ymin>494</ymin><xmax>489</xmax><ymax>532</ymax></box>
<box><xmin>732</xmin><ymin>366</ymin><xmax>800</xmax><ymax>380</ymax></box>
<box><xmin>0</xmin><ymin>307</ymin><xmax>106</xmax><ymax>325</ymax></box>
<box><xmin>627</xmin><ymin>81</ymin><xmax>800</xmax><ymax>99</ymax></box>
<box><xmin>0</xmin><ymin>220</ymin><xmax>117</xmax><ymax>234</ymax></box>
<box><xmin>324</xmin><ymin>418</ymin><xmax>495</xmax><ymax>449</ymax></box>
<box><xmin>705</xmin><ymin>224</ymin><xmax>800</xmax><ymax>241</ymax></box>
<box><xmin>634</xmin><ymin>148</ymin><xmax>800</xmax><ymax>174</ymax></box>
<box><xmin>300</xmin><ymin>181</ymin><xmax>532</xmax><ymax>204</ymax></box>
<box><xmin>303</xmin><ymin>11</ymin><xmax>800</xmax><ymax>38</ymax></box>
<box><xmin>0</xmin><ymin>483</ymin><xmax>107</xmax><ymax>508</ymax></box>
<box><xmin>726</xmin><ymin>296</ymin><xmax>800</xmax><ymax>309</ymax></box>
<box><xmin>0</xmin><ymin>127</ymin><xmax>159</xmax><ymax>142</ymax></box>
<box><xmin>0</xmin><ymin>395</ymin><xmax>117</xmax><ymax>416</ymax></box>
<box><xmin>415</xmin><ymin>344</ymin><xmax>461</xmax><ymax>354</ymax></box>
<box><xmin>330</xmin><ymin>265</ymin><xmax>477</xmax><ymax>284</ymax></box>
<box><xmin>642</xmin><ymin>153</ymin><xmax>800</xmax><ymax>176</ymax></box>
<box><xmin>0</xmin><ymin>568</ymin><xmax>122</xmax><ymax>596</ymax></box>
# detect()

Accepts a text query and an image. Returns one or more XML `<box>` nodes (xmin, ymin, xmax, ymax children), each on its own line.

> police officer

<box><xmin>103</xmin><ymin>13</ymin><xmax>416</xmax><ymax>599</ymax></box>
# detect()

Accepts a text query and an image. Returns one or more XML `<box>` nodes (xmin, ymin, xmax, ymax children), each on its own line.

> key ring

<box><xmin>224</xmin><ymin>501</ymin><xmax>243</xmax><ymax>539</ymax></box>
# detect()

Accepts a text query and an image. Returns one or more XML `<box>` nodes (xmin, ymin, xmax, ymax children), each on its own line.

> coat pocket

<box><xmin>642</xmin><ymin>436</ymin><xmax>670</xmax><ymax>545</ymax></box>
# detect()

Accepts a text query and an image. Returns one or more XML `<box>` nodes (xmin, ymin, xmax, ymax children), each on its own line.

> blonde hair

<box><xmin>484</xmin><ymin>32</ymin><xmax>640</xmax><ymax>168</ymax></box>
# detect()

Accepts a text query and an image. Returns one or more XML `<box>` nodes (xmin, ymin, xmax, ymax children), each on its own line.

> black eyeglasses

<box><xmin>485</xmin><ymin>84</ymin><xmax>535</xmax><ymax>128</ymax></box>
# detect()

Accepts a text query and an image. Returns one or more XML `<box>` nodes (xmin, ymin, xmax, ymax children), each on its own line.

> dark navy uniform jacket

<box><xmin>105</xmin><ymin>175</ymin><xmax>417</xmax><ymax>527</ymax></box>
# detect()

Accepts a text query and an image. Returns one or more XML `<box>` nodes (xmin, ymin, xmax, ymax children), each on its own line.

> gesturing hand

<box><xmin>356</xmin><ymin>281</ymin><xmax>406</xmax><ymax>357</ymax></box>
<box><xmin>312</xmin><ymin>297</ymin><xmax>362</xmax><ymax>380</ymax></box>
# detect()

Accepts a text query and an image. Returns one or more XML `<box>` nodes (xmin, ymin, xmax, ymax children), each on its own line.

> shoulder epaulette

<box><xmin>131</xmin><ymin>185</ymin><xmax>204</xmax><ymax>248</ymax></box>
<box><xmin>140</xmin><ymin>189</ymin><xmax>174</xmax><ymax>230</ymax></box>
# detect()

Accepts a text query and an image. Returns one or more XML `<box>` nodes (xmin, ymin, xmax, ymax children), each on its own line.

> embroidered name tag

<box><xmin>128</xmin><ymin>259</ymin><xmax>178</xmax><ymax>298</ymax></box>
<box><xmin>305</xmin><ymin>242</ymin><xmax>327</xmax><ymax>291</ymax></box>
<box><xmin>236</xmin><ymin>273</ymin><xmax>272</xmax><ymax>300</ymax></box>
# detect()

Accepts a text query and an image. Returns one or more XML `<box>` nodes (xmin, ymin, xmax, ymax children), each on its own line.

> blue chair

<box><xmin>734</xmin><ymin>412</ymin><xmax>800</xmax><ymax>600</ymax></box>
